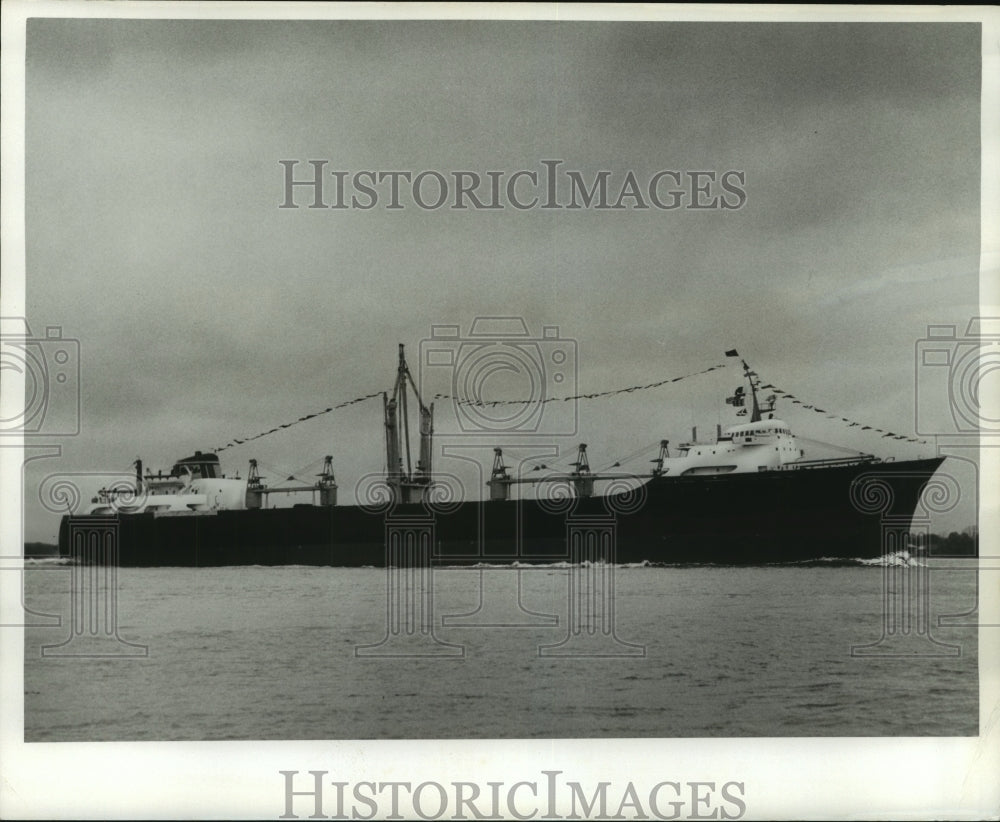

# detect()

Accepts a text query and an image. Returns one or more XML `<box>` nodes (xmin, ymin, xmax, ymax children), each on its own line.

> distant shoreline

<box><xmin>24</xmin><ymin>542</ymin><xmax>59</xmax><ymax>558</ymax></box>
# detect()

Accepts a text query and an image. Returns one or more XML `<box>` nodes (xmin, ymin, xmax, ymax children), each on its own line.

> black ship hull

<box><xmin>58</xmin><ymin>457</ymin><xmax>952</xmax><ymax>567</ymax></box>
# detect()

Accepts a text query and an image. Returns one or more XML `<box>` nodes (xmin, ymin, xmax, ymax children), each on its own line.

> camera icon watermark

<box><xmin>41</xmin><ymin>515</ymin><xmax>147</xmax><ymax>658</ymax></box>
<box><xmin>352</xmin><ymin>472</ymin><xmax>465</xmax><ymax>658</ymax></box>
<box><xmin>912</xmin><ymin>316</ymin><xmax>997</xmax><ymax>632</ymax></box>
<box><xmin>418</xmin><ymin>317</ymin><xmax>577</xmax><ymax>436</ymax></box>
<box><xmin>849</xmin><ymin>470</ymin><xmax>965</xmax><ymax>657</ymax></box>
<box><xmin>38</xmin><ymin>470</ymin><xmax>149</xmax><ymax>516</ymax></box>
<box><xmin>0</xmin><ymin>317</ymin><xmax>80</xmax><ymax>437</ymax></box>
<box><xmin>14</xmin><ymin>471</ymin><xmax>151</xmax><ymax>657</ymax></box>
<box><xmin>915</xmin><ymin>317</ymin><xmax>1000</xmax><ymax>438</ymax></box>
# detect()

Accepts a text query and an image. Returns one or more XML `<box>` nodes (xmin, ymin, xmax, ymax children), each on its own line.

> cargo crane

<box><xmin>384</xmin><ymin>344</ymin><xmax>434</xmax><ymax>503</ymax></box>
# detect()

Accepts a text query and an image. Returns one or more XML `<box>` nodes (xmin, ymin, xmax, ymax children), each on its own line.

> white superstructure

<box><xmin>84</xmin><ymin>451</ymin><xmax>249</xmax><ymax>516</ymax></box>
<box><xmin>663</xmin><ymin>418</ymin><xmax>802</xmax><ymax>476</ymax></box>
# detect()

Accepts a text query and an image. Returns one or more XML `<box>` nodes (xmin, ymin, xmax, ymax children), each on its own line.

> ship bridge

<box><xmin>671</xmin><ymin>418</ymin><xmax>801</xmax><ymax>476</ymax></box>
<box><xmin>171</xmin><ymin>451</ymin><xmax>221</xmax><ymax>479</ymax></box>
<box><xmin>724</xmin><ymin>419</ymin><xmax>792</xmax><ymax>442</ymax></box>
<box><xmin>661</xmin><ymin>353</ymin><xmax>804</xmax><ymax>475</ymax></box>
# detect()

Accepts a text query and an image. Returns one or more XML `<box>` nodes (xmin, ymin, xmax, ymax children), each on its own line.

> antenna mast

<box><xmin>726</xmin><ymin>353</ymin><xmax>775</xmax><ymax>423</ymax></box>
<box><xmin>743</xmin><ymin>359</ymin><xmax>762</xmax><ymax>423</ymax></box>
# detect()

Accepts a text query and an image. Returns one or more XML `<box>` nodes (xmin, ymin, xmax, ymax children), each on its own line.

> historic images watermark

<box><xmin>914</xmin><ymin>318</ymin><xmax>1000</xmax><ymax>440</ymax></box>
<box><xmin>849</xmin><ymin>317</ymin><xmax>999</xmax><ymax>656</ymax></box>
<box><xmin>353</xmin><ymin>317</ymin><xmax>644</xmax><ymax>658</ymax></box>
<box><xmin>278</xmin><ymin>770</ymin><xmax>747</xmax><ymax>820</ymax></box>
<box><xmin>849</xmin><ymin>469</ymin><xmax>964</xmax><ymax>657</ymax></box>
<box><xmin>352</xmin><ymin>470</ymin><xmax>465</xmax><ymax>659</ymax></box>
<box><xmin>0</xmin><ymin>313</ymin><xmax>146</xmax><ymax>654</ymax></box>
<box><xmin>32</xmin><ymin>471</ymin><xmax>149</xmax><ymax>657</ymax></box>
<box><xmin>0</xmin><ymin>317</ymin><xmax>84</xmax><ymax>633</ymax></box>
<box><xmin>0</xmin><ymin>317</ymin><xmax>80</xmax><ymax>438</ymax></box>
<box><xmin>913</xmin><ymin>318</ymin><xmax>999</xmax><ymax>633</ymax></box>
<box><xmin>419</xmin><ymin>318</ymin><xmax>578</xmax><ymax>437</ymax></box>
<box><xmin>279</xmin><ymin>160</ymin><xmax>747</xmax><ymax>211</ymax></box>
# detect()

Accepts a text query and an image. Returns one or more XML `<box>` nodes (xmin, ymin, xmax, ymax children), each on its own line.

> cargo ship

<box><xmin>58</xmin><ymin>347</ymin><xmax>946</xmax><ymax>566</ymax></box>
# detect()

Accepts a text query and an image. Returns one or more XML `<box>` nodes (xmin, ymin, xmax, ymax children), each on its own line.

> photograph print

<box><xmin>2</xmin><ymin>4</ymin><xmax>997</xmax><ymax>821</ymax></box>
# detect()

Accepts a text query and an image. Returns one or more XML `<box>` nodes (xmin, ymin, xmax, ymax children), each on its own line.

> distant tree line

<box><xmin>926</xmin><ymin>531</ymin><xmax>978</xmax><ymax>556</ymax></box>
<box><xmin>24</xmin><ymin>542</ymin><xmax>60</xmax><ymax>557</ymax></box>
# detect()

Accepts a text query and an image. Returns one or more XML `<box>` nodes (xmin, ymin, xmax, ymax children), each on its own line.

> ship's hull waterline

<box><xmin>58</xmin><ymin>457</ymin><xmax>947</xmax><ymax>567</ymax></box>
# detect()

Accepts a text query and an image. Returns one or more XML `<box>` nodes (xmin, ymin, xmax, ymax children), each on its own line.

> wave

<box><xmin>438</xmin><ymin>552</ymin><xmax>924</xmax><ymax>569</ymax></box>
<box><xmin>54</xmin><ymin>553</ymin><xmax>923</xmax><ymax>570</ymax></box>
<box><xmin>858</xmin><ymin>549</ymin><xmax>926</xmax><ymax>567</ymax></box>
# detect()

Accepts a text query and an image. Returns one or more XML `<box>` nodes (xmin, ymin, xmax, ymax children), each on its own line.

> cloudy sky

<box><xmin>20</xmin><ymin>18</ymin><xmax>982</xmax><ymax>540</ymax></box>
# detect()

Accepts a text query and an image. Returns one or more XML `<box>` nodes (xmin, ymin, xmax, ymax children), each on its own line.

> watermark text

<box><xmin>279</xmin><ymin>160</ymin><xmax>747</xmax><ymax>211</ymax></box>
<box><xmin>279</xmin><ymin>770</ymin><xmax>747</xmax><ymax>820</ymax></box>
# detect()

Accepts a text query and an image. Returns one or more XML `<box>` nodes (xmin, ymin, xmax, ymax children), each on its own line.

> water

<box><xmin>23</xmin><ymin>559</ymin><xmax>978</xmax><ymax>740</ymax></box>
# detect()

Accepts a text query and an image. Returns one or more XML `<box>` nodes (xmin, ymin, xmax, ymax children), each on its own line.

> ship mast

<box><xmin>384</xmin><ymin>344</ymin><xmax>434</xmax><ymax>503</ymax></box>
<box><xmin>726</xmin><ymin>353</ymin><xmax>775</xmax><ymax>423</ymax></box>
<box><xmin>742</xmin><ymin>358</ymin><xmax>762</xmax><ymax>423</ymax></box>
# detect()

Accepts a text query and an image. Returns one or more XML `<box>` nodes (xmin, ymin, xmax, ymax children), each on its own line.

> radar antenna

<box><xmin>725</xmin><ymin>355</ymin><xmax>775</xmax><ymax>423</ymax></box>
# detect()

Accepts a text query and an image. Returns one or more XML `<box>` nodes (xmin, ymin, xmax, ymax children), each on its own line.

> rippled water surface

<box><xmin>23</xmin><ymin>561</ymin><xmax>978</xmax><ymax>740</ymax></box>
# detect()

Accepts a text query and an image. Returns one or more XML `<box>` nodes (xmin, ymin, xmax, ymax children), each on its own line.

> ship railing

<box><xmin>249</xmin><ymin>481</ymin><xmax>338</xmax><ymax>507</ymax></box>
<box><xmin>493</xmin><ymin>472</ymin><xmax>654</xmax><ymax>486</ymax></box>
<box><xmin>257</xmin><ymin>484</ymin><xmax>329</xmax><ymax>493</ymax></box>
<box><xmin>782</xmin><ymin>455</ymin><xmax>880</xmax><ymax>470</ymax></box>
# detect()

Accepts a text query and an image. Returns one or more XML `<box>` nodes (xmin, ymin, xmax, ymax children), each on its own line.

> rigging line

<box><xmin>400</xmin><ymin>370</ymin><xmax>412</xmax><ymax>478</ymax></box>
<box><xmin>403</xmin><ymin>363</ymin><xmax>428</xmax><ymax>410</ymax></box>
<box><xmin>433</xmin><ymin>363</ymin><xmax>728</xmax><ymax>407</ymax></box>
<box><xmin>288</xmin><ymin>456</ymin><xmax>330</xmax><ymax>480</ymax></box>
<box><xmin>759</xmin><ymin>378</ymin><xmax>928</xmax><ymax>445</ymax></box>
<box><xmin>794</xmin><ymin>435</ymin><xmax>872</xmax><ymax>458</ymax></box>
<box><xmin>501</xmin><ymin>452</ymin><xmax>556</xmax><ymax>472</ymax></box>
<box><xmin>247</xmin><ymin>458</ymin><xmax>315</xmax><ymax>485</ymax></box>
<box><xmin>597</xmin><ymin>441</ymin><xmax>661</xmax><ymax>472</ymax></box>
<box><xmin>213</xmin><ymin>391</ymin><xmax>383</xmax><ymax>454</ymax></box>
<box><xmin>258</xmin><ymin>455</ymin><xmax>328</xmax><ymax>481</ymax></box>
<box><xmin>213</xmin><ymin>360</ymin><xmax>732</xmax><ymax>455</ymax></box>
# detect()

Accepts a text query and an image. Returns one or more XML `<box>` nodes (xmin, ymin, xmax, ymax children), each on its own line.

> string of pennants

<box><xmin>213</xmin><ymin>391</ymin><xmax>384</xmax><ymax>453</ymax></box>
<box><xmin>757</xmin><ymin>381</ymin><xmax>928</xmax><ymax>444</ymax></box>
<box><xmin>212</xmin><ymin>364</ymin><xmax>728</xmax><ymax>453</ymax></box>
<box><xmin>432</xmin><ymin>363</ymin><xmax>729</xmax><ymax>406</ymax></box>
<box><xmin>212</xmin><ymin>358</ymin><xmax>928</xmax><ymax>453</ymax></box>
